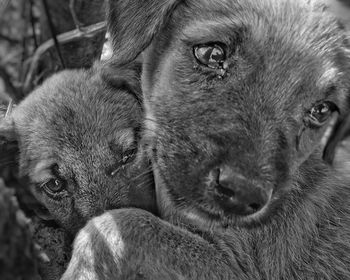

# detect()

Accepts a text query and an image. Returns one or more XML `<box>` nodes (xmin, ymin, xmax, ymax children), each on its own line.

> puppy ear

<box><xmin>100</xmin><ymin>60</ymin><xmax>142</xmax><ymax>94</ymax></box>
<box><xmin>107</xmin><ymin>0</ymin><xmax>181</xmax><ymax>65</ymax></box>
<box><xmin>98</xmin><ymin>59</ymin><xmax>143</xmax><ymax>105</ymax></box>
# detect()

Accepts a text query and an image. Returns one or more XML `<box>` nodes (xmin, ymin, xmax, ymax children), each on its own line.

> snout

<box><xmin>209</xmin><ymin>166</ymin><xmax>272</xmax><ymax>216</ymax></box>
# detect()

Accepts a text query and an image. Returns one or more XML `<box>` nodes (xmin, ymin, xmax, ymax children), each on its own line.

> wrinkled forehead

<box><xmin>13</xmin><ymin>89</ymin><xmax>138</xmax><ymax>158</ymax></box>
<box><xmin>38</xmin><ymin>101</ymin><xmax>136</xmax><ymax>149</ymax></box>
<box><xmin>16</xmin><ymin>104</ymin><xmax>137</xmax><ymax>178</ymax></box>
<box><xmin>179</xmin><ymin>0</ymin><xmax>342</xmax><ymax>51</ymax></box>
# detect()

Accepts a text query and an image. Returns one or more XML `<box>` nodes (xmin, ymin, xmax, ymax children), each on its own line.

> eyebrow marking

<box><xmin>319</xmin><ymin>66</ymin><xmax>338</xmax><ymax>88</ymax></box>
<box><xmin>117</xmin><ymin>128</ymin><xmax>134</xmax><ymax>149</ymax></box>
<box><xmin>181</xmin><ymin>17</ymin><xmax>244</xmax><ymax>44</ymax></box>
<box><xmin>31</xmin><ymin>159</ymin><xmax>56</xmax><ymax>183</ymax></box>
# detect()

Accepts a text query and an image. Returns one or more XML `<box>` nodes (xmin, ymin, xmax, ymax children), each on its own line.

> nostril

<box><xmin>248</xmin><ymin>203</ymin><xmax>262</xmax><ymax>212</ymax></box>
<box><xmin>215</xmin><ymin>183</ymin><xmax>236</xmax><ymax>198</ymax></box>
<box><xmin>212</xmin><ymin>168</ymin><xmax>221</xmax><ymax>184</ymax></box>
<box><xmin>214</xmin><ymin>183</ymin><xmax>268</xmax><ymax>216</ymax></box>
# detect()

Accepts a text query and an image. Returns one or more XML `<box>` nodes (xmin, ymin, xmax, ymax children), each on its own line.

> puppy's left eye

<box><xmin>306</xmin><ymin>101</ymin><xmax>338</xmax><ymax>127</ymax></box>
<box><xmin>193</xmin><ymin>43</ymin><xmax>226</xmax><ymax>69</ymax></box>
<box><xmin>40</xmin><ymin>178</ymin><xmax>66</xmax><ymax>197</ymax></box>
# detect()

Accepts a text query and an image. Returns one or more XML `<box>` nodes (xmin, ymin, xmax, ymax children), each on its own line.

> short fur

<box><xmin>62</xmin><ymin>0</ymin><xmax>350</xmax><ymax>279</ymax></box>
<box><xmin>0</xmin><ymin>62</ymin><xmax>157</xmax><ymax>234</ymax></box>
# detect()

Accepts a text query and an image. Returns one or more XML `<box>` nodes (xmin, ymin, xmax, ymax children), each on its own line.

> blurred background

<box><xmin>0</xmin><ymin>0</ymin><xmax>107</xmax><ymax>108</ymax></box>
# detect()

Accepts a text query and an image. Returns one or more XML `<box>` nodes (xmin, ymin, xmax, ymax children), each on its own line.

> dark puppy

<box><xmin>62</xmin><ymin>0</ymin><xmax>350</xmax><ymax>279</ymax></box>
<box><xmin>0</xmin><ymin>62</ymin><xmax>156</xmax><ymax>234</ymax></box>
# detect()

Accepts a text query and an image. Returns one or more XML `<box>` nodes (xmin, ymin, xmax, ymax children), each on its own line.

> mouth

<box><xmin>213</xmin><ymin>184</ymin><xmax>273</xmax><ymax>216</ymax></box>
<box><xmin>178</xmin><ymin>188</ymin><xmax>274</xmax><ymax>229</ymax></box>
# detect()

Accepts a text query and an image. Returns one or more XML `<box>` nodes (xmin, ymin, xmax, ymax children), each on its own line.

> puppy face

<box><xmin>0</xmin><ymin>62</ymin><xmax>156</xmax><ymax>234</ymax></box>
<box><xmin>109</xmin><ymin>0</ymin><xmax>350</xmax><ymax>227</ymax></box>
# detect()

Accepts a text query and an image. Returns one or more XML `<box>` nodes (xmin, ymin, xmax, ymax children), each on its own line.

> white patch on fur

<box><xmin>101</xmin><ymin>34</ymin><xmax>113</xmax><ymax>61</ymax></box>
<box><xmin>62</xmin><ymin>228</ymin><xmax>96</xmax><ymax>280</ymax></box>
<box><xmin>74</xmin><ymin>229</ymin><xmax>95</xmax><ymax>260</ymax></box>
<box><xmin>31</xmin><ymin>159</ymin><xmax>56</xmax><ymax>183</ymax></box>
<box><xmin>92</xmin><ymin>212</ymin><xmax>125</xmax><ymax>264</ymax></box>
<box><xmin>116</xmin><ymin>128</ymin><xmax>134</xmax><ymax>149</ymax></box>
<box><xmin>144</xmin><ymin>104</ymin><xmax>158</xmax><ymax>141</ymax></box>
<box><xmin>318</xmin><ymin>66</ymin><xmax>338</xmax><ymax>88</ymax></box>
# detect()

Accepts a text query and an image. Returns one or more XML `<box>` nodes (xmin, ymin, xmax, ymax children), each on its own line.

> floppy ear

<box><xmin>97</xmin><ymin>59</ymin><xmax>143</xmax><ymax>105</ymax></box>
<box><xmin>100</xmin><ymin>60</ymin><xmax>142</xmax><ymax>96</ymax></box>
<box><xmin>107</xmin><ymin>0</ymin><xmax>181</xmax><ymax>65</ymax></box>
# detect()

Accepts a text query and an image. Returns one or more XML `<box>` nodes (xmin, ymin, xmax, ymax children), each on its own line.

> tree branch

<box><xmin>23</xmin><ymin>21</ymin><xmax>107</xmax><ymax>93</ymax></box>
<box><xmin>69</xmin><ymin>0</ymin><xmax>83</xmax><ymax>31</ymax></box>
<box><xmin>41</xmin><ymin>0</ymin><xmax>66</xmax><ymax>68</ymax></box>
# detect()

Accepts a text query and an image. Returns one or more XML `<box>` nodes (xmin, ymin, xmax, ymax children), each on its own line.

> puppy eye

<box><xmin>40</xmin><ymin>178</ymin><xmax>66</xmax><ymax>196</ymax></box>
<box><xmin>193</xmin><ymin>43</ymin><xmax>226</xmax><ymax>69</ymax></box>
<box><xmin>306</xmin><ymin>101</ymin><xmax>338</xmax><ymax>127</ymax></box>
<box><xmin>120</xmin><ymin>148</ymin><xmax>137</xmax><ymax>165</ymax></box>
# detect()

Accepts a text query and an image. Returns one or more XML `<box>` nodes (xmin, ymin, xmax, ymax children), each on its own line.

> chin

<box><xmin>176</xmin><ymin>198</ymin><xmax>276</xmax><ymax>231</ymax></box>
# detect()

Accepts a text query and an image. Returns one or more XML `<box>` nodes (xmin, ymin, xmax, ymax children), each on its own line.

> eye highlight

<box><xmin>193</xmin><ymin>43</ymin><xmax>226</xmax><ymax>69</ymax></box>
<box><xmin>305</xmin><ymin>101</ymin><xmax>338</xmax><ymax>127</ymax></box>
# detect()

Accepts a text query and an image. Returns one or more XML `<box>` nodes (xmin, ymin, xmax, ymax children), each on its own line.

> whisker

<box><xmin>129</xmin><ymin>167</ymin><xmax>154</xmax><ymax>182</ymax></box>
<box><xmin>128</xmin><ymin>177</ymin><xmax>155</xmax><ymax>191</ymax></box>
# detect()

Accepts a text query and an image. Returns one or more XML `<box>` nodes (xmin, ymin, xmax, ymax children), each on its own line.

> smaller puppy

<box><xmin>0</xmin><ymin>61</ymin><xmax>156</xmax><ymax>234</ymax></box>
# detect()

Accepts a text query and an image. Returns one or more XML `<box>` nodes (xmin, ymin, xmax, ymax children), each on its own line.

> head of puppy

<box><xmin>108</xmin><ymin>0</ymin><xmax>350</xmax><ymax>228</ymax></box>
<box><xmin>0</xmin><ymin>61</ymin><xmax>156</xmax><ymax>234</ymax></box>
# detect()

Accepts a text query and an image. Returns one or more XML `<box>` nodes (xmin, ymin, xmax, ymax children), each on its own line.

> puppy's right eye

<box><xmin>193</xmin><ymin>43</ymin><xmax>226</xmax><ymax>69</ymax></box>
<box><xmin>305</xmin><ymin>101</ymin><xmax>338</xmax><ymax>128</ymax></box>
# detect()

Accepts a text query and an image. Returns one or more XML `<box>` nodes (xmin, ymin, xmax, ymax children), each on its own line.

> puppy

<box><xmin>0</xmin><ymin>61</ymin><xmax>156</xmax><ymax>235</ymax></box>
<box><xmin>62</xmin><ymin>0</ymin><xmax>350</xmax><ymax>279</ymax></box>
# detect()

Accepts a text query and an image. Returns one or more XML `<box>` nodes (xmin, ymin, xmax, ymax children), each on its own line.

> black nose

<box><xmin>210</xmin><ymin>166</ymin><xmax>271</xmax><ymax>216</ymax></box>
